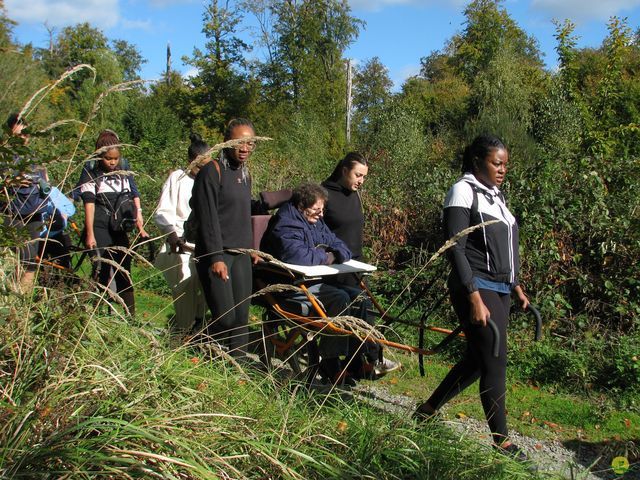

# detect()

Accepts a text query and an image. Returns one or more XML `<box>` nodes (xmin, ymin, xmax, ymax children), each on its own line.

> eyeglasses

<box><xmin>304</xmin><ymin>206</ymin><xmax>324</xmax><ymax>216</ymax></box>
<box><xmin>234</xmin><ymin>141</ymin><xmax>256</xmax><ymax>152</ymax></box>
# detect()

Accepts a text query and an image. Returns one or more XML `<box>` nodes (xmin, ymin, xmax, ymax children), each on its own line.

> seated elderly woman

<box><xmin>261</xmin><ymin>182</ymin><xmax>366</xmax><ymax>386</ymax></box>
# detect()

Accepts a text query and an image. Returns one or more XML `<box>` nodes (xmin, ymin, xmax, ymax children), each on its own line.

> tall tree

<box><xmin>353</xmin><ymin>57</ymin><xmax>392</xmax><ymax>113</ymax></box>
<box><xmin>449</xmin><ymin>0</ymin><xmax>542</xmax><ymax>82</ymax></box>
<box><xmin>0</xmin><ymin>0</ymin><xmax>16</xmax><ymax>49</ymax></box>
<box><xmin>111</xmin><ymin>39</ymin><xmax>146</xmax><ymax>81</ymax></box>
<box><xmin>247</xmin><ymin>0</ymin><xmax>361</xmax><ymax>147</ymax></box>
<box><xmin>184</xmin><ymin>0</ymin><xmax>251</xmax><ymax>131</ymax></box>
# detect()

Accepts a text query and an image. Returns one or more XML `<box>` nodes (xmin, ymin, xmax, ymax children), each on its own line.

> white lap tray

<box><xmin>277</xmin><ymin>259</ymin><xmax>376</xmax><ymax>278</ymax></box>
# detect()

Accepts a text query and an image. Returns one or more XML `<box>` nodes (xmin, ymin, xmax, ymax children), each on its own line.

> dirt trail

<box><xmin>352</xmin><ymin>383</ymin><xmax>638</xmax><ymax>480</ymax></box>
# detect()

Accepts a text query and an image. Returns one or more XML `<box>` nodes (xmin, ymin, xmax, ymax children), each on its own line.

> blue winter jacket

<box><xmin>262</xmin><ymin>201</ymin><xmax>352</xmax><ymax>266</ymax></box>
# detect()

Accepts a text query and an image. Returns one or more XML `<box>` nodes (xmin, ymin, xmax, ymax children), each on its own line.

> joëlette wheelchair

<box><xmin>248</xmin><ymin>214</ymin><xmax>543</xmax><ymax>387</ymax></box>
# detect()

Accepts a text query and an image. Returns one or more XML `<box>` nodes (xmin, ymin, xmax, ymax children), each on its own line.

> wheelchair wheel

<box><xmin>260</xmin><ymin>312</ymin><xmax>320</xmax><ymax>384</ymax></box>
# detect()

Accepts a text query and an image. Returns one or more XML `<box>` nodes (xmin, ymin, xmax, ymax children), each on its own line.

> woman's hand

<box><xmin>513</xmin><ymin>285</ymin><xmax>530</xmax><ymax>310</ymax></box>
<box><xmin>85</xmin><ymin>231</ymin><xmax>97</xmax><ymax>250</ymax></box>
<box><xmin>468</xmin><ymin>291</ymin><xmax>490</xmax><ymax>327</ymax></box>
<box><xmin>212</xmin><ymin>261</ymin><xmax>229</xmax><ymax>282</ymax></box>
<box><xmin>250</xmin><ymin>253</ymin><xmax>262</xmax><ymax>264</ymax></box>
<box><xmin>136</xmin><ymin>218</ymin><xmax>149</xmax><ymax>238</ymax></box>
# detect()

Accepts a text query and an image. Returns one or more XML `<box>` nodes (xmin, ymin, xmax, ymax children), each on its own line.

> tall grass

<box><xmin>0</xmin><ymin>280</ymin><xmax>538</xmax><ymax>479</ymax></box>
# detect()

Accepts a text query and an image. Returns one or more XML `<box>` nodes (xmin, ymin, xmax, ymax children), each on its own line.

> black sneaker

<box><xmin>494</xmin><ymin>443</ymin><xmax>538</xmax><ymax>473</ymax></box>
<box><xmin>412</xmin><ymin>402</ymin><xmax>437</xmax><ymax>423</ymax></box>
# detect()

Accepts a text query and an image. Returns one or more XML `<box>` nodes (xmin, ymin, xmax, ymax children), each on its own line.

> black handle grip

<box><xmin>527</xmin><ymin>304</ymin><xmax>542</xmax><ymax>341</ymax></box>
<box><xmin>487</xmin><ymin>318</ymin><xmax>500</xmax><ymax>358</ymax></box>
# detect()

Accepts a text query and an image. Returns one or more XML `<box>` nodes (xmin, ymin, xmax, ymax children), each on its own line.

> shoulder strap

<box><xmin>213</xmin><ymin>158</ymin><xmax>221</xmax><ymax>183</ymax></box>
<box><xmin>464</xmin><ymin>181</ymin><xmax>479</xmax><ymax>219</ymax></box>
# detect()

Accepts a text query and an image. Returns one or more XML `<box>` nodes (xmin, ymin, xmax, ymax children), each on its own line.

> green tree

<box><xmin>111</xmin><ymin>39</ymin><xmax>146</xmax><ymax>81</ymax></box>
<box><xmin>449</xmin><ymin>0</ymin><xmax>542</xmax><ymax>82</ymax></box>
<box><xmin>184</xmin><ymin>0</ymin><xmax>251</xmax><ymax>131</ymax></box>
<box><xmin>248</xmin><ymin>0</ymin><xmax>361</xmax><ymax>152</ymax></box>
<box><xmin>353</xmin><ymin>57</ymin><xmax>392</xmax><ymax>116</ymax></box>
<box><xmin>0</xmin><ymin>0</ymin><xmax>16</xmax><ymax>48</ymax></box>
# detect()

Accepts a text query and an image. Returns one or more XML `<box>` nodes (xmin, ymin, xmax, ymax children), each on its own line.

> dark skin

<box><xmin>417</xmin><ymin>147</ymin><xmax>529</xmax><ymax>446</ymax></box>
<box><xmin>469</xmin><ymin>147</ymin><xmax>528</xmax><ymax>327</ymax></box>
<box><xmin>210</xmin><ymin>125</ymin><xmax>260</xmax><ymax>282</ymax></box>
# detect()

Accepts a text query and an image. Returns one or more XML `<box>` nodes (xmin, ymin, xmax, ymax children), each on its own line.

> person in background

<box><xmin>79</xmin><ymin>129</ymin><xmax>148</xmax><ymax>318</ymax></box>
<box><xmin>154</xmin><ymin>133</ymin><xmax>208</xmax><ymax>334</ymax></box>
<box><xmin>322</xmin><ymin>152</ymin><xmax>400</xmax><ymax>379</ymax></box>
<box><xmin>191</xmin><ymin>118</ymin><xmax>258</xmax><ymax>358</ymax></box>
<box><xmin>414</xmin><ymin>135</ymin><xmax>531</xmax><ymax>464</ymax></box>
<box><xmin>4</xmin><ymin>113</ymin><xmax>73</xmax><ymax>290</ymax></box>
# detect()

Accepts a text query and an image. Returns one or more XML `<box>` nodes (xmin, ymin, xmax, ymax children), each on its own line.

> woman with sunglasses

<box><xmin>191</xmin><ymin>118</ymin><xmax>258</xmax><ymax>357</ymax></box>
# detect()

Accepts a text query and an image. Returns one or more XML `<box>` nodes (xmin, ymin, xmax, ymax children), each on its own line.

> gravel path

<box><xmin>351</xmin><ymin>384</ymin><xmax>638</xmax><ymax>480</ymax></box>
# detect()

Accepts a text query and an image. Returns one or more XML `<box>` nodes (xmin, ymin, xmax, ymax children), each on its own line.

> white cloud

<box><xmin>147</xmin><ymin>0</ymin><xmax>194</xmax><ymax>7</ymax></box>
<box><xmin>349</xmin><ymin>0</ymin><xmax>465</xmax><ymax>12</ymax></box>
<box><xmin>393</xmin><ymin>63</ymin><xmax>421</xmax><ymax>90</ymax></box>
<box><xmin>531</xmin><ymin>0</ymin><xmax>640</xmax><ymax>21</ymax></box>
<box><xmin>5</xmin><ymin>0</ymin><xmax>120</xmax><ymax>28</ymax></box>
<box><xmin>121</xmin><ymin>18</ymin><xmax>153</xmax><ymax>30</ymax></box>
<box><xmin>183</xmin><ymin>67</ymin><xmax>199</xmax><ymax>79</ymax></box>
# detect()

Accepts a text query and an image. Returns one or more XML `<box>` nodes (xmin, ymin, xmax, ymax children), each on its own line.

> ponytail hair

<box><xmin>461</xmin><ymin>135</ymin><xmax>506</xmax><ymax>174</ymax></box>
<box><xmin>328</xmin><ymin>151</ymin><xmax>367</xmax><ymax>182</ymax></box>
<box><xmin>188</xmin><ymin>132</ymin><xmax>209</xmax><ymax>160</ymax></box>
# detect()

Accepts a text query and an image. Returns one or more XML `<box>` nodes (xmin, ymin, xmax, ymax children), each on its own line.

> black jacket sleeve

<box><xmin>443</xmin><ymin>206</ymin><xmax>477</xmax><ymax>294</ymax></box>
<box><xmin>192</xmin><ymin>162</ymin><xmax>224</xmax><ymax>264</ymax></box>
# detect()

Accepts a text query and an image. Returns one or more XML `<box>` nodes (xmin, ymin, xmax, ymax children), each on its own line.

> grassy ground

<box><xmin>375</xmin><ymin>353</ymin><xmax>640</xmax><ymax>445</ymax></box>
<box><xmin>3</xmin><ymin>260</ymin><xmax>635</xmax><ymax>478</ymax></box>
<box><xmin>1</xmin><ymin>281</ymin><xmax>542</xmax><ymax>479</ymax></box>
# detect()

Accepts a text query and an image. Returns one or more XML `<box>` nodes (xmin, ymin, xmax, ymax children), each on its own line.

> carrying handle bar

<box><xmin>527</xmin><ymin>304</ymin><xmax>542</xmax><ymax>341</ymax></box>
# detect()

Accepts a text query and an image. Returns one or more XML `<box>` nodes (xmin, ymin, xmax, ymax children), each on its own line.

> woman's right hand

<box><xmin>468</xmin><ymin>291</ymin><xmax>490</xmax><ymax>327</ymax></box>
<box><xmin>85</xmin><ymin>231</ymin><xmax>97</xmax><ymax>250</ymax></box>
<box><xmin>211</xmin><ymin>261</ymin><xmax>229</xmax><ymax>282</ymax></box>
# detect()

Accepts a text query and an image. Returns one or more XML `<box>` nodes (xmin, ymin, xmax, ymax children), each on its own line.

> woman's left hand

<box><xmin>513</xmin><ymin>285</ymin><xmax>529</xmax><ymax>310</ymax></box>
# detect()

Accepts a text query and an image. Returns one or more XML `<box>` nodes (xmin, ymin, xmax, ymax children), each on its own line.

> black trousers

<box><xmin>427</xmin><ymin>288</ymin><xmax>510</xmax><ymax>444</ymax></box>
<box><xmin>197</xmin><ymin>252</ymin><xmax>252</xmax><ymax>357</ymax></box>
<box><xmin>92</xmin><ymin>226</ymin><xmax>135</xmax><ymax>315</ymax></box>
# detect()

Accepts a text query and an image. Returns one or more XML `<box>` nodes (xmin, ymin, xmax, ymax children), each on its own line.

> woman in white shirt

<box><xmin>154</xmin><ymin>134</ymin><xmax>209</xmax><ymax>333</ymax></box>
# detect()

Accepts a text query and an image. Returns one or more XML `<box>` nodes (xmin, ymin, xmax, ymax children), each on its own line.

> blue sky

<box><xmin>5</xmin><ymin>0</ymin><xmax>640</xmax><ymax>89</ymax></box>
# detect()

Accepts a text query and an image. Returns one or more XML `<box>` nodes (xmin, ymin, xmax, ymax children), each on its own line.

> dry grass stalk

<box><xmin>381</xmin><ymin>220</ymin><xmax>499</xmax><ymax>317</ymax></box>
<box><xmin>90</xmin><ymin>256</ymin><xmax>133</xmax><ymax>285</ymax></box>
<box><xmin>225</xmin><ymin>248</ymin><xmax>296</xmax><ymax>277</ymax></box>
<box><xmin>182</xmin><ymin>136</ymin><xmax>273</xmax><ymax>179</ymax></box>
<box><xmin>327</xmin><ymin>315</ymin><xmax>386</xmax><ymax>341</ymax></box>
<box><xmin>19</xmin><ymin>64</ymin><xmax>96</xmax><ymax>121</ymax></box>
<box><xmin>37</xmin><ymin>119</ymin><xmax>88</xmax><ymax>133</ymax></box>
<box><xmin>249</xmin><ymin>283</ymin><xmax>304</xmax><ymax>299</ymax></box>
<box><xmin>82</xmin><ymin>364</ymin><xmax>128</xmax><ymax>393</ymax></box>
<box><xmin>108</xmin><ymin>245</ymin><xmax>154</xmax><ymax>269</ymax></box>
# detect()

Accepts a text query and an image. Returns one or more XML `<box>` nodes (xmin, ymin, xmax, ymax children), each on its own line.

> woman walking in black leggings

<box><xmin>415</xmin><ymin>135</ymin><xmax>530</xmax><ymax>461</ymax></box>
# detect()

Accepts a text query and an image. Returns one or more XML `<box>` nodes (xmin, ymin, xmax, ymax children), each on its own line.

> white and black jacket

<box><xmin>443</xmin><ymin>173</ymin><xmax>520</xmax><ymax>294</ymax></box>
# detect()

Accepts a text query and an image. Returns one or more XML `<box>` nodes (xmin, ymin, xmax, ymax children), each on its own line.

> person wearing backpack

<box><xmin>4</xmin><ymin>113</ymin><xmax>51</xmax><ymax>291</ymax></box>
<box><xmin>79</xmin><ymin>129</ymin><xmax>148</xmax><ymax>318</ymax></box>
<box><xmin>413</xmin><ymin>135</ymin><xmax>532</xmax><ymax>465</ymax></box>
<box><xmin>153</xmin><ymin>133</ymin><xmax>208</xmax><ymax>334</ymax></box>
<box><xmin>190</xmin><ymin>118</ymin><xmax>259</xmax><ymax>358</ymax></box>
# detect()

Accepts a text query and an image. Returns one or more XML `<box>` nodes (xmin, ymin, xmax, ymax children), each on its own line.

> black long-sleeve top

<box><xmin>191</xmin><ymin>159</ymin><xmax>252</xmax><ymax>266</ymax></box>
<box><xmin>321</xmin><ymin>179</ymin><xmax>365</xmax><ymax>259</ymax></box>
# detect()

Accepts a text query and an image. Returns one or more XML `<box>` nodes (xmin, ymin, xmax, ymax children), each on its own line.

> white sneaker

<box><xmin>374</xmin><ymin>358</ymin><xmax>401</xmax><ymax>377</ymax></box>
